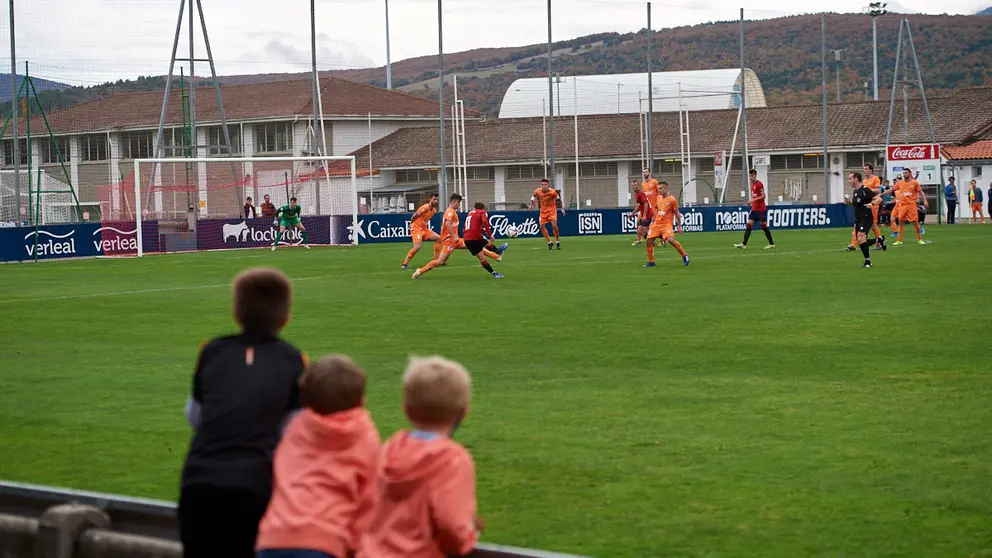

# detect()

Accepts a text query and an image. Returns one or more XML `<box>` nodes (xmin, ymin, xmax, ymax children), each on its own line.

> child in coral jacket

<box><xmin>257</xmin><ymin>355</ymin><xmax>380</xmax><ymax>558</ymax></box>
<box><xmin>358</xmin><ymin>356</ymin><xmax>483</xmax><ymax>558</ymax></box>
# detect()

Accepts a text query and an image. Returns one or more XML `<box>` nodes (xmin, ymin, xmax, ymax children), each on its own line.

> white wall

<box><xmin>494</xmin><ymin>166</ymin><xmax>506</xmax><ymax>207</ymax></box>
<box><xmin>829</xmin><ymin>155</ymin><xmax>845</xmax><ymax>203</ymax></box>
<box><xmin>617</xmin><ymin>160</ymin><xmax>631</xmax><ymax>207</ymax></box>
<box><xmin>945</xmin><ymin>163</ymin><xmax>992</xmax><ymax>221</ymax></box>
<box><xmin>334</xmin><ymin>120</ymin><xmax>432</xmax><ymax>157</ymax></box>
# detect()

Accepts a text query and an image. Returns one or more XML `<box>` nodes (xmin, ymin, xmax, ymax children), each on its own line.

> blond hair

<box><xmin>299</xmin><ymin>355</ymin><xmax>365</xmax><ymax>415</ymax></box>
<box><xmin>403</xmin><ymin>356</ymin><xmax>471</xmax><ymax>427</ymax></box>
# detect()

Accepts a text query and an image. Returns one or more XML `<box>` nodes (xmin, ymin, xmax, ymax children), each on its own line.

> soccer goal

<box><xmin>101</xmin><ymin>156</ymin><xmax>358</xmax><ymax>257</ymax></box>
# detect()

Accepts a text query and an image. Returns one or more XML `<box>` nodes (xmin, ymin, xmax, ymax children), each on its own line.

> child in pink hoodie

<box><xmin>358</xmin><ymin>356</ymin><xmax>483</xmax><ymax>558</ymax></box>
<box><xmin>256</xmin><ymin>355</ymin><xmax>380</xmax><ymax>558</ymax></box>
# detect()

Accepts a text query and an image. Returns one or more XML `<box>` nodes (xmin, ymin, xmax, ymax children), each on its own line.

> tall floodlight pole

<box><xmin>646</xmin><ymin>2</ymin><xmax>654</xmax><ymax>172</ymax></box>
<box><xmin>869</xmin><ymin>3</ymin><xmax>886</xmax><ymax>101</ymax></box>
<box><xmin>822</xmin><ymin>14</ymin><xmax>829</xmax><ymax>201</ymax></box>
<box><xmin>385</xmin><ymin>0</ymin><xmax>392</xmax><ymax>89</ymax></box>
<box><xmin>9</xmin><ymin>0</ymin><xmax>19</xmax><ymax>219</ymax></box>
<box><xmin>310</xmin><ymin>0</ymin><xmax>320</xmax><ymax>154</ymax></box>
<box><xmin>438</xmin><ymin>0</ymin><xmax>446</xmax><ymax>203</ymax></box>
<box><xmin>740</xmin><ymin>8</ymin><xmax>749</xmax><ymax>194</ymax></box>
<box><xmin>546</xmin><ymin>0</ymin><xmax>556</xmax><ymax>184</ymax></box>
<box><xmin>831</xmin><ymin>49</ymin><xmax>845</xmax><ymax>102</ymax></box>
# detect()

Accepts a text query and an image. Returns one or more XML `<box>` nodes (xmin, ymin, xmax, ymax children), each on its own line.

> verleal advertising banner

<box><xmin>196</xmin><ymin>216</ymin><xmax>331</xmax><ymax>250</ymax></box>
<box><xmin>349</xmin><ymin>205</ymin><xmax>853</xmax><ymax>244</ymax></box>
<box><xmin>94</xmin><ymin>220</ymin><xmax>161</xmax><ymax>256</ymax></box>
<box><xmin>0</xmin><ymin>223</ymin><xmax>103</xmax><ymax>262</ymax></box>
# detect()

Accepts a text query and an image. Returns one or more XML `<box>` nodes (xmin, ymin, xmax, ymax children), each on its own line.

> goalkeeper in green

<box><xmin>271</xmin><ymin>197</ymin><xmax>310</xmax><ymax>250</ymax></box>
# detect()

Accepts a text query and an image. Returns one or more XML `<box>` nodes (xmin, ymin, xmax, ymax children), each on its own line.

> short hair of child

<box><xmin>232</xmin><ymin>268</ymin><xmax>292</xmax><ymax>336</ymax></box>
<box><xmin>403</xmin><ymin>356</ymin><xmax>471</xmax><ymax>427</ymax></box>
<box><xmin>300</xmin><ymin>355</ymin><xmax>366</xmax><ymax>415</ymax></box>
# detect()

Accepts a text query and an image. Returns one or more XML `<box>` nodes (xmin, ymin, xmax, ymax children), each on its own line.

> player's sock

<box><xmin>742</xmin><ymin>224</ymin><xmax>752</xmax><ymax>246</ymax></box>
<box><xmin>302</xmin><ymin>230</ymin><xmax>309</xmax><ymax>245</ymax></box>
<box><xmin>762</xmin><ymin>226</ymin><xmax>774</xmax><ymax>245</ymax></box>
<box><xmin>403</xmin><ymin>248</ymin><xmax>418</xmax><ymax>266</ymax></box>
<box><xmin>433</xmin><ymin>242</ymin><xmax>442</xmax><ymax>260</ymax></box>
<box><xmin>915</xmin><ymin>226</ymin><xmax>922</xmax><ymax>241</ymax></box>
<box><xmin>860</xmin><ymin>241</ymin><xmax>871</xmax><ymax>261</ymax></box>
<box><xmin>482</xmin><ymin>249</ymin><xmax>500</xmax><ymax>259</ymax></box>
<box><xmin>420</xmin><ymin>260</ymin><xmax>440</xmax><ymax>274</ymax></box>
<box><xmin>553</xmin><ymin>226</ymin><xmax>560</xmax><ymax>242</ymax></box>
<box><xmin>850</xmin><ymin>229</ymin><xmax>857</xmax><ymax>247</ymax></box>
<box><xmin>671</xmin><ymin>240</ymin><xmax>686</xmax><ymax>257</ymax></box>
<box><xmin>646</xmin><ymin>244</ymin><xmax>656</xmax><ymax>263</ymax></box>
<box><xmin>540</xmin><ymin>227</ymin><xmax>551</xmax><ymax>242</ymax></box>
<box><xmin>636</xmin><ymin>233</ymin><xmax>643</xmax><ymax>242</ymax></box>
<box><xmin>898</xmin><ymin>224</ymin><xmax>904</xmax><ymax>242</ymax></box>
<box><xmin>481</xmin><ymin>260</ymin><xmax>496</xmax><ymax>275</ymax></box>
<box><xmin>272</xmin><ymin>231</ymin><xmax>283</xmax><ymax>246</ymax></box>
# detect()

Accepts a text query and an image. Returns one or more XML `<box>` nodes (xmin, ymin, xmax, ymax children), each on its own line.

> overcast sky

<box><xmin>5</xmin><ymin>0</ymin><xmax>988</xmax><ymax>86</ymax></box>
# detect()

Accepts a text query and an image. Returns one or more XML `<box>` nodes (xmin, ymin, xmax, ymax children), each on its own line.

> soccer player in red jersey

<box><xmin>402</xmin><ymin>193</ymin><xmax>441</xmax><ymax>269</ymax></box>
<box><xmin>628</xmin><ymin>180</ymin><xmax>654</xmax><ymax>246</ymax></box>
<box><xmin>462</xmin><ymin>202</ymin><xmax>505</xmax><ymax>279</ymax></box>
<box><xmin>413</xmin><ymin>197</ymin><xmax>504</xmax><ymax>280</ymax></box>
<box><xmin>734</xmin><ymin>169</ymin><xmax>776</xmax><ymax>250</ymax></box>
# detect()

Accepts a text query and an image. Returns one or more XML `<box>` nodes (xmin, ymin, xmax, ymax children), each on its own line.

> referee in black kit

<box><xmin>846</xmin><ymin>171</ymin><xmax>886</xmax><ymax>268</ymax></box>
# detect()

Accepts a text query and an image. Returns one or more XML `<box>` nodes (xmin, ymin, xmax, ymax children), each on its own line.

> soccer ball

<box><xmin>506</xmin><ymin>225</ymin><xmax>520</xmax><ymax>238</ymax></box>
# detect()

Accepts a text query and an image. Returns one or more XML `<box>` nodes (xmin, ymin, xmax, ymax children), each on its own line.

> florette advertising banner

<box><xmin>348</xmin><ymin>204</ymin><xmax>854</xmax><ymax>244</ymax></box>
<box><xmin>195</xmin><ymin>216</ymin><xmax>331</xmax><ymax>250</ymax></box>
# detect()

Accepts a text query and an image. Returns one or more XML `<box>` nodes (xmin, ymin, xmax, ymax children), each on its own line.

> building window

<box><xmin>698</xmin><ymin>157</ymin><xmax>715</xmax><ymax>172</ymax></box>
<box><xmin>447</xmin><ymin>166</ymin><xmax>494</xmax><ymax>181</ymax></box>
<box><xmin>207</xmin><ymin>126</ymin><xmax>242</xmax><ymax>156</ymax></box>
<box><xmin>845</xmin><ymin>151</ymin><xmax>881</xmax><ymax>169</ymax></box>
<box><xmin>41</xmin><ymin>137</ymin><xmax>71</xmax><ymax>164</ymax></box>
<box><xmin>395</xmin><ymin>169</ymin><xmax>439</xmax><ymax>183</ymax></box>
<box><xmin>974</xmin><ymin>167</ymin><xmax>983</xmax><ymax>178</ymax></box>
<box><xmin>771</xmin><ymin>154</ymin><xmax>823</xmax><ymax>170</ymax></box>
<box><xmin>80</xmin><ymin>135</ymin><xmax>108</xmax><ymax>162</ymax></box>
<box><xmin>120</xmin><ymin>131</ymin><xmax>155</xmax><ymax>160</ymax></box>
<box><xmin>161</xmin><ymin>128</ymin><xmax>187</xmax><ymax>157</ymax></box>
<box><xmin>256</xmin><ymin>123</ymin><xmax>292</xmax><ymax>153</ymax></box>
<box><xmin>3</xmin><ymin>139</ymin><xmax>28</xmax><ymax>166</ymax></box>
<box><xmin>506</xmin><ymin>165</ymin><xmax>546</xmax><ymax>180</ymax></box>
<box><xmin>566</xmin><ymin>162</ymin><xmax>619</xmax><ymax>178</ymax></box>
<box><xmin>652</xmin><ymin>159</ymin><xmax>681</xmax><ymax>175</ymax></box>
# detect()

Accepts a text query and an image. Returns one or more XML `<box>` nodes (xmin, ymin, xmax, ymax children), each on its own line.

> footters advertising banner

<box><xmin>350</xmin><ymin>204</ymin><xmax>854</xmax><ymax>244</ymax></box>
<box><xmin>196</xmin><ymin>216</ymin><xmax>331</xmax><ymax>250</ymax></box>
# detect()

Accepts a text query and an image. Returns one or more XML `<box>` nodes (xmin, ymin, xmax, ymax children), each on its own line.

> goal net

<box><xmin>98</xmin><ymin>156</ymin><xmax>357</xmax><ymax>256</ymax></box>
<box><xmin>1</xmin><ymin>169</ymin><xmax>83</xmax><ymax>226</ymax></box>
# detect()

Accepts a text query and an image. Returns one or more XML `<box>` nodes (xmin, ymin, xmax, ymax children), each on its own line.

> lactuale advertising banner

<box><xmin>348</xmin><ymin>204</ymin><xmax>854</xmax><ymax>244</ymax></box>
<box><xmin>195</xmin><ymin>216</ymin><xmax>331</xmax><ymax>250</ymax></box>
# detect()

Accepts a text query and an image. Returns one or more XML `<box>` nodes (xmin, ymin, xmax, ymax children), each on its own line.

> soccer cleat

<box><xmin>862</xmin><ymin>262</ymin><xmax>873</xmax><ymax>269</ymax></box>
<box><xmin>411</xmin><ymin>269</ymin><xmax>423</xmax><ymax>279</ymax></box>
<box><xmin>496</xmin><ymin>255</ymin><xmax>503</xmax><ymax>262</ymax></box>
<box><xmin>305</xmin><ymin>245</ymin><xmax>310</xmax><ymax>250</ymax></box>
<box><xmin>844</xmin><ymin>246</ymin><xmax>857</xmax><ymax>252</ymax></box>
<box><xmin>631</xmin><ymin>240</ymin><xmax>643</xmax><ymax>247</ymax></box>
<box><xmin>919</xmin><ymin>226</ymin><xmax>926</xmax><ymax>235</ymax></box>
<box><xmin>556</xmin><ymin>242</ymin><xmax>561</xmax><ymax>250</ymax></box>
<box><xmin>881</xmin><ymin>241</ymin><xmax>887</xmax><ymax>252</ymax></box>
<box><xmin>271</xmin><ymin>245</ymin><xmax>277</xmax><ymax>251</ymax></box>
<box><xmin>401</xmin><ymin>264</ymin><xmax>408</xmax><ymax>269</ymax></box>
<box><xmin>893</xmin><ymin>241</ymin><xmax>904</xmax><ymax>246</ymax></box>
<box><xmin>548</xmin><ymin>242</ymin><xmax>553</xmax><ymax>251</ymax></box>
<box><xmin>763</xmin><ymin>244</ymin><xmax>776</xmax><ymax>250</ymax></box>
<box><xmin>643</xmin><ymin>262</ymin><xmax>657</xmax><ymax>267</ymax></box>
<box><xmin>891</xmin><ymin>232</ymin><xmax>899</xmax><ymax>237</ymax></box>
<box><xmin>683</xmin><ymin>255</ymin><xmax>690</xmax><ymax>266</ymax></box>
<box><xmin>734</xmin><ymin>243</ymin><xmax>747</xmax><ymax>250</ymax></box>
<box><xmin>497</xmin><ymin>242</ymin><xmax>509</xmax><ymax>254</ymax></box>
<box><xmin>917</xmin><ymin>239</ymin><xmax>926</xmax><ymax>245</ymax></box>
<box><xmin>492</xmin><ymin>272</ymin><xmax>504</xmax><ymax>279</ymax></box>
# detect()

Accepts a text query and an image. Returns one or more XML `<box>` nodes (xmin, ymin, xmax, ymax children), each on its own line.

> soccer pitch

<box><xmin>1</xmin><ymin>227</ymin><xmax>991</xmax><ymax>557</ymax></box>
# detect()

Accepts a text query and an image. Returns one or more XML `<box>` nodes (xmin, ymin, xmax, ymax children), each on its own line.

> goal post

<box><xmin>120</xmin><ymin>155</ymin><xmax>357</xmax><ymax>257</ymax></box>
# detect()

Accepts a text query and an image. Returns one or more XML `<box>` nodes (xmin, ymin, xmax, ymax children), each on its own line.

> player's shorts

<box><xmin>855</xmin><ymin>217</ymin><xmax>874</xmax><ymax>234</ymax></box>
<box><xmin>464</xmin><ymin>239</ymin><xmax>488</xmax><ymax>256</ymax></box>
<box><xmin>638</xmin><ymin>218</ymin><xmax>652</xmax><ymax>228</ymax></box>
<box><xmin>648</xmin><ymin>222</ymin><xmax>674</xmax><ymax>240</ymax></box>
<box><xmin>972</xmin><ymin>202</ymin><xmax>984</xmax><ymax>213</ymax></box>
<box><xmin>748</xmin><ymin>210</ymin><xmax>768</xmax><ymax>223</ymax></box>
<box><xmin>539</xmin><ymin>212</ymin><xmax>557</xmax><ymax>225</ymax></box>
<box><xmin>411</xmin><ymin>228</ymin><xmax>436</xmax><ymax>244</ymax></box>
<box><xmin>893</xmin><ymin>204</ymin><xmax>919</xmax><ymax>223</ymax></box>
<box><xmin>279</xmin><ymin>217</ymin><xmax>302</xmax><ymax>228</ymax></box>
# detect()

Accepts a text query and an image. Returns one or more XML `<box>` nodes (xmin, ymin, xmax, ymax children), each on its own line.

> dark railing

<box><xmin>0</xmin><ymin>481</ymin><xmax>590</xmax><ymax>558</ymax></box>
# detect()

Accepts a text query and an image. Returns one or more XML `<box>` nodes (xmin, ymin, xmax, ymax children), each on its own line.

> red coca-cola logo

<box><xmin>888</xmin><ymin>145</ymin><xmax>937</xmax><ymax>160</ymax></box>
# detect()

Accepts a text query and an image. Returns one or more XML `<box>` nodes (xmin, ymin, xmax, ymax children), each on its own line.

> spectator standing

<box><xmin>359</xmin><ymin>356</ymin><xmax>483</xmax><ymax>558</ymax></box>
<box><xmin>988</xmin><ymin>182</ymin><xmax>992</xmax><ymax>221</ymax></box>
<box><xmin>968</xmin><ymin>180</ymin><xmax>985</xmax><ymax>224</ymax></box>
<box><xmin>944</xmin><ymin>177</ymin><xmax>957</xmax><ymax>224</ymax></box>
<box><xmin>245</xmin><ymin>197</ymin><xmax>258</xmax><ymax>219</ymax></box>
<box><xmin>179</xmin><ymin>268</ymin><xmax>306</xmax><ymax>558</ymax></box>
<box><xmin>261</xmin><ymin>194</ymin><xmax>278</xmax><ymax>219</ymax></box>
<box><xmin>257</xmin><ymin>355</ymin><xmax>381</xmax><ymax>558</ymax></box>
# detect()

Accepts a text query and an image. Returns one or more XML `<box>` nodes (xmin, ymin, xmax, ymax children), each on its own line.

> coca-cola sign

<box><xmin>887</xmin><ymin>144</ymin><xmax>939</xmax><ymax>161</ymax></box>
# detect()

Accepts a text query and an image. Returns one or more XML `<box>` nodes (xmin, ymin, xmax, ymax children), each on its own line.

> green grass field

<box><xmin>2</xmin><ymin>226</ymin><xmax>991</xmax><ymax>557</ymax></box>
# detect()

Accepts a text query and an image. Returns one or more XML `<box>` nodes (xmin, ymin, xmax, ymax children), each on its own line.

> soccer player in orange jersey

<box><xmin>412</xmin><ymin>194</ymin><xmax>504</xmax><ymax>279</ymax></box>
<box><xmin>628</xmin><ymin>180</ymin><xmax>654</xmax><ymax>246</ymax></box>
<box><xmin>892</xmin><ymin>168</ymin><xmax>928</xmax><ymax>245</ymax></box>
<box><xmin>641</xmin><ymin>168</ymin><xmax>660</xmax><ymax>210</ymax></box>
<box><xmin>402</xmin><ymin>194</ymin><xmax>442</xmax><ymax>269</ymax></box>
<box><xmin>644</xmin><ymin>181</ymin><xmax>689</xmax><ymax>267</ymax></box>
<box><xmin>847</xmin><ymin>163</ymin><xmax>885</xmax><ymax>251</ymax></box>
<box><xmin>529</xmin><ymin>178</ymin><xmax>565</xmax><ymax>250</ymax></box>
